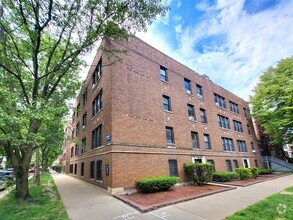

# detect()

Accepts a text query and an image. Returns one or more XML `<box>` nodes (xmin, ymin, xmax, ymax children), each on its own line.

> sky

<box><xmin>135</xmin><ymin>0</ymin><xmax>293</xmax><ymax>101</ymax></box>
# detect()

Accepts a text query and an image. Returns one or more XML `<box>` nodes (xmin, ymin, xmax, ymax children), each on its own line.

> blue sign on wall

<box><xmin>106</xmin><ymin>134</ymin><xmax>111</xmax><ymax>142</ymax></box>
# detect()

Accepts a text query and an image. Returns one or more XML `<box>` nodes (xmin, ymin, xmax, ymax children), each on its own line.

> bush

<box><xmin>136</xmin><ymin>176</ymin><xmax>178</xmax><ymax>193</ymax></box>
<box><xmin>258</xmin><ymin>168</ymin><xmax>274</xmax><ymax>175</ymax></box>
<box><xmin>249</xmin><ymin>167</ymin><xmax>258</xmax><ymax>179</ymax></box>
<box><xmin>235</xmin><ymin>168</ymin><xmax>253</xmax><ymax>180</ymax></box>
<box><xmin>52</xmin><ymin>164</ymin><xmax>62</xmax><ymax>173</ymax></box>
<box><xmin>212</xmin><ymin>172</ymin><xmax>239</xmax><ymax>182</ymax></box>
<box><xmin>184</xmin><ymin>162</ymin><xmax>214</xmax><ymax>185</ymax></box>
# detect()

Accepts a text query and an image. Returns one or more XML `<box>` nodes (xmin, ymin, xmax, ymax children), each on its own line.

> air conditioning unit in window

<box><xmin>82</xmin><ymin>126</ymin><xmax>86</xmax><ymax>129</ymax></box>
<box><xmin>216</xmin><ymin>102</ymin><xmax>220</xmax><ymax>106</ymax></box>
<box><xmin>92</xmin><ymin>83</ymin><xmax>96</xmax><ymax>89</ymax></box>
<box><xmin>252</xmin><ymin>150</ymin><xmax>256</xmax><ymax>153</ymax></box>
<box><xmin>189</xmin><ymin>116</ymin><xmax>195</xmax><ymax>121</ymax></box>
<box><xmin>186</xmin><ymin>90</ymin><xmax>191</xmax><ymax>94</ymax></box>
<box><xmin>197</xmin><ymin>94</ymin><xmax>203</xmax><ymax>99</ymax></box>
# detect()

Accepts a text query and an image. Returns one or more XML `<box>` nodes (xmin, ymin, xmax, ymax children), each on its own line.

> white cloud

<box><xmin>138</xmin><ymin>0</ymin><xmax>293</xmax><ymax>101</ymax></box>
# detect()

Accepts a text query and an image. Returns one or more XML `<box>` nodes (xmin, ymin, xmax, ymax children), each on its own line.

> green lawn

<box><xmin>226</xmin><ymin>187</ymin><xmax>293</xmax><ymax>220</ymax></box>
<box><xmin>0</xmin><ymin>173</ymin><xmax>69</xmax><ymax>220</ymax></box>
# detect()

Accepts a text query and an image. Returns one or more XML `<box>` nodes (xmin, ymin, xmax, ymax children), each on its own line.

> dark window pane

<box><xmin>169</xmin><ymin>160</ymin><xmax>178</xmax><ymax>176</ymax></box>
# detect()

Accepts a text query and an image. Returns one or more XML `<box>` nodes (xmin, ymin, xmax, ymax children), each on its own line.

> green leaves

<box><xmin>250</xmin><ymin>57</ymin><xmax>293</xmax><ymax>144</ymax></box>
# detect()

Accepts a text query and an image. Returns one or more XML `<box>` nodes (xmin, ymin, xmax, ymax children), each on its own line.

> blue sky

<box><xmin>136</xmin><ymin>0</ymin><xmax>293</xmax><ymax>101</ymax></box>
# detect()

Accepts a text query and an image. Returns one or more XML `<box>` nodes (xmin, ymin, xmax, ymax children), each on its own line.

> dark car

<box><xmin>0</xmin><ymin>170</ymin><xmax>15</xmax><ymax>181</ymax></box>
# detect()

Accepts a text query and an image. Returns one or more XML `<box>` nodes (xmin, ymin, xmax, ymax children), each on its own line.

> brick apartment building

<box><xmin>62</xmin><ymin>37</ymin><xmax>262</xmax><ymax>194</ymax></box>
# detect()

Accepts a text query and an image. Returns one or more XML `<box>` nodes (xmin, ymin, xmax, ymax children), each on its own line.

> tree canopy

<box><xmin>0</xmin><ymin>0</ymin><xmax>168</xmax><ymax>200</ymax></box>
<box><xmin>250</xmin><ymin>57</ymin><xmax>293</xmax><ymax>144</ymax></box>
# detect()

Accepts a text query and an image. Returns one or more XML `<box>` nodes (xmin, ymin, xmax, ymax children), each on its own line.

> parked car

<box><xmin>0</xmin><ymin>177</ymin><xmax>8</xmax><ymax>190</ymax></box>
<box><xmin>29</xmin><ymin>167</ymin><xmax>35</xmax><ymax>173</ymax></box>
<box><xmin>0</xmin><ymin>170</ymin><xmax>15</xmax><ymax>181</ymax></box>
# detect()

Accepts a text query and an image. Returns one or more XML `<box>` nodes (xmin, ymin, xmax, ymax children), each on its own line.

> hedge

<box><xmin>235</xmin><ymin>168</ymin><xmax>253</xmax><ymax>180</ymax></box>
<box><xmin>212</xmin><ymin>172</ymin><xmax>239</xmax><ymax>182</ymax></box>
<box><xmin>249</xmin><ymin>167</ymin><xmax>258</xmax><ymax>179</ymax></box>
<box><xmin>258</xmin><ymin>168</ymin><xmax>275</xmax><ymax>175</ymax></box>
<box><xmin>184</xmin><ymin>162</ymin><xmax>214</xmax><ymax>185</ymax></box>
<box><xmin>135</xmin><ymin>176</ymin><xmax>178</xmax><ymax>193</ymax></box>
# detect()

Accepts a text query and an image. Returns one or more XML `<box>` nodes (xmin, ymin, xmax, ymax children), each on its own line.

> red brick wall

<box><xmin>66</xmin><ymin>37</ymin><xmax>262</xmax><ymax>191</ymax></box>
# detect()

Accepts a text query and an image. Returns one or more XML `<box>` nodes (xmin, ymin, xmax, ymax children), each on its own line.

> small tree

<box><xmin>184</xmin><ymin>162</ymin><xmax>214</xmax><ymax>186</ymax></box>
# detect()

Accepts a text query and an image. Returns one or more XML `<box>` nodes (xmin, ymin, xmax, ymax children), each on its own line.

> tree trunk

<box><xmin>15</xmin><ymin>165</ymin><xmax>30</xmax><ymax>200</ymax></box>
<box><xmin>42</xmin><ymin>160</ymin><xmax>48</xmax><ymax>172</ymax></box>
<box><xmin>34</xmin><ymin>148</ymin><xmax>40</xmax><ymax>185</ymax></box>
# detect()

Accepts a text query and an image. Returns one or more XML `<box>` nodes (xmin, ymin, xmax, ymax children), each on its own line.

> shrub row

<box><xmin>258</xmin><ymin>168</ymin><xmax>274</xmax><ymax>175</ymax></box>
<box><xmin>135</xmin><ymin>176</ymin><xmax>178</xmax><ymax>193</ymax></box>
<box><xmin>235</xmin><ymin>168</ymin><xmax>253</xmax><ymax>180</ymax></box>
<box><xmin>212</xmin><ymin>172</ymin><xmax>239</xmax><ymax>182</ymax></box>
<box><xmin>184</xmin><ymin>162</ymin><xmax>214</xmax><ymax>185</ymax></box>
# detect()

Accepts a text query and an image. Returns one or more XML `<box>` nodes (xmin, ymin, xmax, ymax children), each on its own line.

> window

<box><xmin>74</xmin><ymin>163</ymin><xmax>77</xmax><ymax>175</ymax></box>
<box><xmin>243</xmin><ymin>107</ymin><xmax>247</xmax><ymax>117</ymax></box>
<box><xmin>237</xmin><ymin>140</ymin><xmax>247</xmax><ymax>152</ymax></box>
<box><xmin>92</xmin><ymin>90</ymin><xmax>102</xmax><ymax>117</ymax></box>
<box><xmin>247</xmin><ymin>124</ymin><xmax>251</xmax><ymax>135</ymax></box>
<box><xmin>233</xmin><ymin>160</ymin><xmax>239</xmax><ymax>168</ymax></box>
<box><xmin>81</xmin><ymin>162</ymin><xmax>84</xmax><ymax>176</ymax></box>
<box><xmin>96</xmin><ymin>160</ymin><xmax>103</xmax><ymax>181</ymax></box>
<box><xmin>229</xmin><ymin>101</ymin><xmax>239</xmax><ymax>114</ymax></box>
<box><xmin>187</xmin><ymin>104</ymin><xmax>195</xmax><ymax>121</ymax></box>
<box><xmin>168</xmin><ymin>160</ymin><xmax>178</xmax><ymax>176</ymax></box>
<box><xmin>166</xmin><ymin>127</ymin><xmax>174</xmax><ymax>144</ymax></box>
<box><xmin>81</xmin><ymin>138</ymin><xmax>86</xmax><ymax>154</ymax></box>
<box><xmin>196</xmin><ymin>84</ymin><xmax>203</xmax><ymax>99</ymax></box>
<box><xmin>226</xmin><ymin>160</ymin><xmax>233</xmax><ymax>172</ymax></box>
<box><xmin>92</xmin><ymin>58</ymin><xmax>102</xmax><ymax>86</ymax></box>
<box><xmin>72</xmin><ymin>112</ymin><xmax>75</xmax><ymax>122</ymax></box>
<box><xmin>218</xmin><ymin>115</ymin><xmax>230</xmax><ymax>129</ymax></box>
<box><xmin>83</xmin><ymin>87</ymin><xmax>88</xmax><ymax>105</ymax></box>
<box><xmin>70</xmin><ymin>147</ymin><xmax>74</xmax><ymax>157</ymax></box>
<box><xmin>76</xmin><ymin>103</ymin><xmax>80</xmax><ymax>116</ymax></box>
<box><xmin>90</xmin><ymin>161</ymin><xmax>95</xmax><ymax>179</ymax></box>
<box><xmin>184</xmin><ymin>78</ymin><xmax>192</xmax><ymax>94</ymax></box>
<box><xmin>191</xmin><ymin>132</ymin><xmax>199</xmax><ymax>149</ymax></box>
<box><xmin>75</xmin><ymin>145</ymin><xmax>79</xmax><ymax>156</ymax></box>
<box><xmin>255</xmin><ymin>160</ymin><xmax>259</xmax><ymax>168</ymax></box>
<box><xmin>163</xmin><ymin>95</ymin><xmax>171</xmax><ymax>111</ymax></box>
<box><xmin>76</xmin><ymin>123</ymin><xmax>80</xmax><ymax>135</ymax></box>
<box><xmin>233</xmin><ymin>120</ymin><xmax>243</xmax><ymax>133</ymax></box>
<box><xmin>69</xmin><ymin>164</ymin><xmax>73</xmax><ymax>173</ymax></box>
<box><xmin>204</xmin><ymin>134</ymin><xmax>211</xmax><ymax>149</ymax></box>
<box><xmin>200</xmin><ymin>108</ymin><xmax>207</xmax><ymax>123</ymax></box>
<box><xmin>251</xmin><ymin>142</ymin><xmax>255</xmax><ymax>151</ymax></box>
<box><xmin>82</xmin><ymin>113</ymin><xmax>87</xmax><ymax>127</ymax></box>
<box><xmin>214</xmin><ymin>94</ymin><xmax>226</xmax><ymax>108</ymax></box>
<box><xmin>92</xmin><ymin>125</ymin><xmax>102</xmax><ymax>149</ymax></box>
<box><xmin>222</xmin><ymin>137</ymin><xmax>234</xmax><ymax>151</ymax></box>
<box><xmin>72</xmin><ymin>129</ymin><xmax>75</xmax><ymax>138</ymax></box>
<box><xmin>243</xmin><ymin>159</ymin><xmax>250</xmax><ymax>168</ymax></box>
<box><xmin>160</xmin><ymin>66</ymin><xmax>168</xmax><ymax>81</ymax></box>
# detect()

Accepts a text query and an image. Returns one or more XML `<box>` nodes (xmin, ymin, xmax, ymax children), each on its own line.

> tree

<box><xmin>250</xmin><ymin>57</ymin><xmax>293</xmax><ymax>145</ymax></box>
<box><xmin>0</xmin><ymin>0</ymin><xmax>167</xmax><ymax>200</ymax></box>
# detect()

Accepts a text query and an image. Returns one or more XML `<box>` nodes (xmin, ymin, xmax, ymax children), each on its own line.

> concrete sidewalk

<box><xmin>51</xmin><ymin>172</ymin><xmax>292</xmax><ymax>220</ymax></box>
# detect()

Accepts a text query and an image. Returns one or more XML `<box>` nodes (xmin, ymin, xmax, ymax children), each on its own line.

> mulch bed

<box><xmin>213</xmin><ymin>173</ymin><xmax>289</xmax><ymax>187</ymax></box>
<box><xmin>114</xmin><ymin>184</ymin><xmax>235</xmax><ymax>213</ymax></box>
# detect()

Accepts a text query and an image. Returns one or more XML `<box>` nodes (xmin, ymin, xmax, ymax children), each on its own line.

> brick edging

<box><xmin>114</xmin><ymin>186</ymin><xmax>236</xmax><ymax>213</ymax></box>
